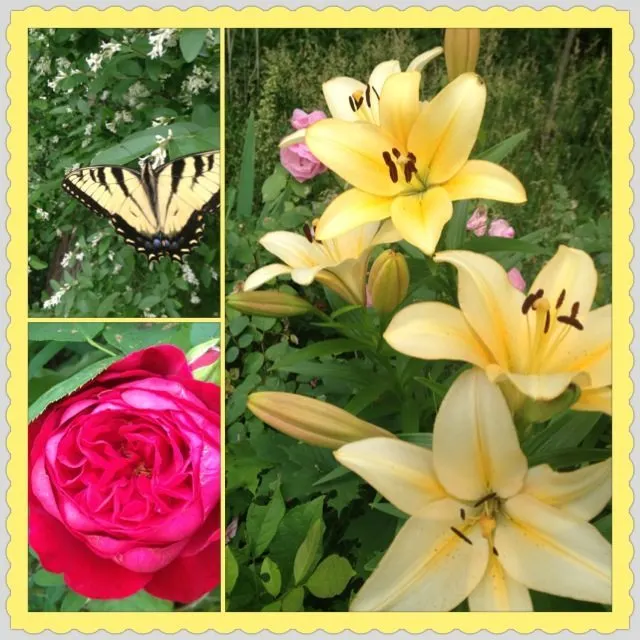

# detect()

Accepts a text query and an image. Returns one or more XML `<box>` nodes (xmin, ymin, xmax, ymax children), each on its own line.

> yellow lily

<box><xmin>243</xmin><ymin>219</ymin><xmax>400</xmax><ymax>306</ymax></box>
<box><xmin>444</xmin><ymin>28</ymin><xmax>481</xmax><ymax>80</ymax></box>
<box><xmin>335</xmin><ymin>368</ymin><xmax>612</xmax><ymax>611</ymax></box>
<box><xmin>280</xmin><ymin>47</ymin><xmax>443</xmax><ymax>147</ymax></box>
<box><xmin>384</xmin><ymin>246</ymin><xmax>612</xmax><ymax>414</ymax></box>
<box><xmin>247</xmin><ymin>391</ymin><xmax>396</xmax><ymax>449</ymax></box>
<box><xmin>306</xmin><ymin>71</ymin><xmax>527</xmax><ymax>256</ymax></box>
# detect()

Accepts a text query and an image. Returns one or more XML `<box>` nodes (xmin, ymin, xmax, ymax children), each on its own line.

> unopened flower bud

<box><xmin>186</xmin><ymin>338</ymin><xmax>221</xmax><ymax>384</ymax></box>
<box><xmin>444</xmin><ymin>28</ymin><xmax>481</xmax><ymax>81</ymax></box>
<box><xmin>367</xmin><ymin>250</ymin><xmax>410</xmax><ymax>314</ymax></box>
<box><xmin>227</xmin><ymin>291</ymin><xmax>315</xmax><ymax>317</ymax></box>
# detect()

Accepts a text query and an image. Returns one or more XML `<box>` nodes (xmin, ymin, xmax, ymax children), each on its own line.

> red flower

<box><xmin>29</xmin><ymin>345</ymin><xmax>221</xmax><ymax>603</ymax></box>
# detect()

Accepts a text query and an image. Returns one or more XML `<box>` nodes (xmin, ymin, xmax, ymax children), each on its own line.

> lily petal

<box><xmin>279</xmin><ymin>129</ymin><xmax>307</xmax><ymax>148</ymax></box>
<box><xmin>290</xmin><ymin>265</ymin><xmax>327</xmax><ymax>286</ymax></box>
<box><xmin>324</xmin><ymin>254</ymin><xmax>369</xmax><ymax>305</ymax></box>
<box><xmin>322</xmin><ymin>77</ymin><xmax>366</xmax><ymax>121</ymax></box>
<box><xmin>244</xmin><ymin>264</ymin><xmax>293</xmax><ymax>291</ymax></box>
<box><xmin>379</xmin><ymin>71</ymin><xmax>421</xmax><ymax>148</ymax></box>
<box><xmin>407</xmin><ymin>46</ymin><xmax>444</xmax><ymax>72</ymax></box>
<box><xmin>350</xmin><ymin>498</ymin><xmax>489</xmax><ymax>611</ymax></box>
<box><xmin>434</xmin><ymin>250</ymin><xmax>528</xmax><ymax>371</ymax></box>
<box><xmin>434</xmin><ymin>368</ymin><xmax>528</xmax><ymax>501</ymax></box>
<box><xmin>372</xmin><ymin>219</ymin><xmax>403</xmax><ymax>245</ymax></box>
<box><xmin>496</xmin><ymin>494</ymin><xmax>611</xmax><ymax>605</ymax></box>
<box><xmin>315</xmin><ymin>189</ymin><xmax>393</xmax><ymax>241</ymax></box>
<box><xmin>306</xmin><ymin>120</ymin><xmax>402</xmax><ymax>197</ymax></box>
<box><xmin>408</xmin><ymin>72</ymin><xmax>486</xmax><ymax>184</ymax></box>
<box><xmin>548</xmin><ymin>305</ymin><xmax>611</xmax><ymax>388</ymax></box>
<box><xmin>368</xmin><ymin>60</ymin><xmax>402</xmax><ymax>92</ymax></box>
<box><xmin>573</xmin><ymin>386</ymin><xmax>612</xmax><ymax>415</ymax></box>
<box><xmin>488</xmin><ymin>368</ymin><xmax>590</xmax><ymax>402</ymax></box>
<box><xmin>260</xmin><ymin>231</ymin><xmax>327</xmax><ymax>269</ymax></box>
<box><xmin>523</xmin><ymin>459</ymin><xmax>612</xmax><ymax>522</ymax></box>
<box><xmin>468</xmin><ymin>554</ymin><xmax>533</xmax><ymax>611</ymax></box>
<box><xmin>443</xmin><ymin>160</ymin><xmax>527</xmax><ymax>204</ymax></box>
<box><xmin>530</xmin><ymin>245</ymin><xmax>598</xmax><ymax>316</ymax></box>
<box><xmin>335</xmin><ymin>438</ymin><xmax>447</xmax><ymax>516</ymax></box>
<box><xmin>391</xmin><ymin>188</ymin><xmax>453</xmax><ymax>256</ymax></box>
<box><xmin>384</xmin><ymin>302</ymin><xmax>493</xmax><ymax>368</ymax></box>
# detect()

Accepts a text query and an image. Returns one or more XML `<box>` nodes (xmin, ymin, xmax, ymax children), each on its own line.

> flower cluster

<box><xmin>235</xmin><ymin>27</ymin><xmax>612</xmax><ymax>613</ymax></box>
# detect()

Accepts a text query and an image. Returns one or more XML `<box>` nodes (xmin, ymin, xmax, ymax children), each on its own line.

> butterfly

<box><xmin>61</xmin><ymin>150</ymin><xmax>220</xmax><ymax>262</ymax></box>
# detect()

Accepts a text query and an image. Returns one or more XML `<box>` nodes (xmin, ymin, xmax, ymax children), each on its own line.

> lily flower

<box><xmin>306</xmin><ymin>71</ymin><xmax>526</xmax><ymax>256</ymax></box>
<box><xmin>243</xmin><ymin>219</ymin><xmax>400</xmax><ymax>306</ymax></box>
<box><xmin>384</xmin><ymin>245</ymin><xmax>612</xmax><ymax>414</ymax></box>
<box><xmin>280</xmin><ymin>47</ymin><xmax>443</xmax><ymax>148</ymax></box>
<box><xmin>335</xmin><ymin>368</ymin><xmax>612</xmax><ymax>611</ymax></box>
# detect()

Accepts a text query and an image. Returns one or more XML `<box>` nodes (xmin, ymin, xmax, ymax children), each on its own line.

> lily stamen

<box><xmin>450</xmin><ymin>526</ymin><xmax>473</xmax><ymax>545</ymax></box>
<box><xmin>473</xmin><ymin>492</ymin><xmax>496</xmax><ymax>507</ymax></box>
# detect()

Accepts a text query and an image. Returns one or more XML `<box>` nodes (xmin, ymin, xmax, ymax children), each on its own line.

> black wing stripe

<box><xmin>96</xmin><ymin>167</ymin><xmax>112</xmax><ymax>194</ymax></box>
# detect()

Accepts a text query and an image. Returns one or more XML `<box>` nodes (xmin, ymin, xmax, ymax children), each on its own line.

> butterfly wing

<box><xmin>62</xmin><ymin>166</ymin><xmax>160</xmax><ymax>257</ymax></box>
<box><xmin>154</xmin><ymin>150</ymin><xmax>221</xmax><ymax>261</ymax></box>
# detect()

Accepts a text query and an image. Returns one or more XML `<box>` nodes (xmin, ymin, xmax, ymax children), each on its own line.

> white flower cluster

<box><xmin>47</xmin><ymin>57</ymin><xmax>79</xmax><ymax>92</ymax></box>
<box><xmin>43</xmin><ymin>283</ymin><xmax>71</xmax><ymax>310</ymax></box>
<box><xmin>123</xmin><ymin>81</ymin><xmax>151</xmax><ymax>109</ymax></box>
<box><xmin>105</xmin><ymin>110</ymin><xmax>134</xmax><ymax>134</ymax></box>
<box><xmin>151</xmin><ymin>116</ymin><xmax>172</xmax><ymax>128</ymax></box>
<box><xmin>89</xmin><ymin>231</ymin><xmax>103</xmax><ymax>248</ymax></box>
<box><xmin>139</xmin><ymin>129</ymin><xmax>173</xmax><ymax>169</ymax></box>
<box><xmin>181</xmin><ymin>261</ymin><xmax>200</xmax><ymax>287</ymax></box>
<box><xmin>34</xmin><ymin>55</ymin><xmax>51</xmax><ymax>77</ymax></box>
<box><xmin>85</xmin><ymin>40</ymin><xmax>122</xmax><ymax>74</ymax></box>
<box><xmin>148</xmin><ymin>29</ymin><xmax>178</xmax><ymax>59</ymax></box>
<box><xmin>35</xmin><ymin>207</ymin><xmax>50</xmax><ymax>221</ymax></box>
<box><xmin>180</xmin><ymin>64</ymin><xmax>216</xmax><ymax>100</ymax></box>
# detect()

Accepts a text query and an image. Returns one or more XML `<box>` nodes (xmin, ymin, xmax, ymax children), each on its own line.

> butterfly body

<box><xmin>62</xmin><ymin>150</ymin><xmax>220</xmax><ymax>262</ymax></box>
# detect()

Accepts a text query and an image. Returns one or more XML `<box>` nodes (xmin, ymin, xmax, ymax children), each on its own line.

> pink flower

<box><xmin>466</xmin><ymin>206</ymin><xmax>488</xmax><ymax>236</ymax></box>
<box><xmin>508</xmin><ymin>267</ymin><xmax>526</xmax><ymax>292</ymax></box>
<box><xmin>291</xmin><ymin>108</ymin><xmax>326</xmax><ymax>130</ymax></box>
<box><xmin>29</xmin><ymin>345</ymin><xmax>221</xmax><ymax>603</ymax></box>
<box><xmin>280</xmin><ymin>143</ymin><xmax>327</xmax><ymax>182</ymax></box>
<box><xmin>489</xmin><ymin>218</ymin><xmax>515</xmax><ymax>238</ymax></box>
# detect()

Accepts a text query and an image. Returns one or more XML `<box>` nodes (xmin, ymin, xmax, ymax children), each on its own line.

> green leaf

<box><xmin>462</xmin><ymin>236</ymin><xmax>542</xmax><ymax>255</ymax></box>
<box><xmin>229</xmin><ymin>315</ymin><xmax>250</xmax><ymax>337</ymax></box>
<box><xmin>524</xmin><ymin>411</ymin><xmax>603</xmax><ymax>456</ymax></box>
<box><xmin>225</xmin><ymin>547</ymin><xmax>239</xmax><ymax>594</ymax></box>
<box><xmin>87</xmin><ymin>591</ymin><xmax>173</xmax><ymax>612</ymax></box>
<box><xmin>236</xmin><ymin>114</ymin><xmax>256</xmax><ymax>220</ymax></box>
<box><xmin>29</xmin><ymin>256</ymin><xmax>48</xmax><ymax>270</ymax></box>
<box><xmin>281</xmin><ymin>586</ymin><xmax>305</xmax><ymax>612</ymax></box>
<box><xmin>293</xmin><ymin>518</ymin><xmax>325</xmax><ymax>585</ymax></box>
<box><xmin>96</xmin><ymin>292</ymin><xmax>120</xmax><ymax>317</ymax></box>
<box><xmin>192</xmin><ymin>103</ymin><xmax>216</xmax><ymax>128</ymax></box>
<box><xmin>444</xmin><ymin>200</ymin><xmax>471</xmax><ymax>250</ymax></box>
<box><xmin>594</xmin><ymin>513</ymin><xmax>612</xmax><ymax>542</ymax></box>
<box><xmin>371</xmin><ymin>502</ymin><xmax>409</xmax><ymax>520</ymax></box>
<box><xmin>260</xmin><ymin>557</ymin><xmax>282</xmax><ymax>597</ymax></box>
<box><xmin>60</xmin><ymin>590</ymin><xmax>88</xmax><ymax>611</ymax></box>
<box><xmin>528</xmin><ymin>447</ymin><xmax>611</xmax><ymax>468</ymax></box>
<box><xmin>179</xmin><ymin>29</ymin><xmax>208</xmax><ymax>62</ymax></box>
<box><xmin>305</xmin><ymin>555</ymin><xmax>355</xmax><ymax>598</ymax></box>
<box><xmin>262</xmin><ymin>167</ymin><xmax>288</xmax><ymax>202</ymax></box>
<box><xmin>246</xmin><ymin>486</ymin><xmax>286</xmax><ymax>556</ymax></box>
<box><xmin>312</xmin><ymin>465</ymin><xmax>352</xmax><ymax>487</ymax></box>
<box><xmin>32</xmin><ymin>569</ymin><xmax>65</xmax><ymax>587</ymax></box>
<box><xmin>28</xmin><ymin>357</ymin><xmax>118</xmax><ymax>422</ymax></box>
<box><xmin>273</xmin><ymin>338</ymin><xmax>363</xmax><ymax>370</ymax></box>
<box><xmin>29</xmin><ymin>322</ymin><xmax>104</xmax><ymax>342</ymax></box>
<box><xmin>477</xmin><ymin>129</ymin><xmax>529</xmax><ymax>163</ymax></box>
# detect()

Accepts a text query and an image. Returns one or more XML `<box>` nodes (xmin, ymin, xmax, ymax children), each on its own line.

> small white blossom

<box><xmin>43</xmin><ymin>283</ymin><xmax>71</xmax><ymax>310</ymax></box>
<box><xmin>35</xmin><ymin>207</ymin><xmax>50</xmax><ymax>221</ymax></box>
<box><xmin>75</xmin><ymin>252</ymin><xmax>84</xmax><ymax>262</ymax></box>
<box><xmin>181</xmin><ymin>64</ymin><xmax>215</xmax><ymax>101</ymax></box>
<box><xmin>107</xmin><ymin>250</ymin><xmax>115</xmax><ymax>262</ymax></box>
<box><xmin>34</xmin><ymin>56</ymin><xmax>51</xmax><ymax>76</ymax></box>
<box><xmin>210</xmin><ymin>267</ymin><xmax>219</xmax><ymax>281</ymax></box>
<box><xmin>181</xmin><ymin>262</ymin><xmax>199</xmax><ymax>287</ymax></box>
<box><xmin>123</xmin><ymin>81</ymin><xmax>151</xmax><ymax>109</ymax></box>
<box><xmin>151</xmin><ymin>116</ymin><xmax>171</xmax><ymax>128</ymax></box>
<box><xmin>85</xmin><ymin>52</ymin><xmax>103</xmax><ymax>73</ymax></box>
<box><xmin>142</xmin><ymin>308</ymin><xmax>157</xmax><ymax>318</ymax></box>
<box><xmin>60</xmin><ymin>252</ymin><xmax>73</xmax><ymax>268</ymax></box>
<box><xmin>190</xmin><ymin>293</ymin><xmax>201</xmax><ymax>305</ymax></box>
<box><xmin>84</xmin><ymin>123</ymin><xmax>94</xmax><ymax>137</ymax></box>
<box><xmin>100</xmin><ymin>90</ymin><xmax>110</xmax><ymax>101</ymax></box>
<box><xmin>89</xmin><ymin>232</ymin><xmax>103</xmax><ymax>247</ymax></box>
<box><xmin>51</xmin><ymin>135</ymin><xmax>59</xmax><ymax>144</ymax></box>
<box><xmin>113</xmin><ymin>263</ymin><xmax>123</xmax><ymax>275</ymax></box>
<box><xmin>148</xmin><ymin>29</ymin><xmax>178</xmax><ymax>59</ymax></box>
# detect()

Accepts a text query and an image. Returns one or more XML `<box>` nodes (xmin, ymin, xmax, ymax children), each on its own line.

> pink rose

<box><xmin>489</xmin><ymin>218</ymin><xmax>515</xmax><ymax>238</ymax></box>
<box><xmin>29</xmin><ymin>345</ymin><xmax>221</xmax><ymax>603</ymax></box>
<box><xmin>290</xmin><ymin>108</ymin><xmax>327</xmax><ymax>130</ymax></box>
<box><xmin>466</xmin><ymin>206</ymin><xmax>488</xmax><ymax>236</ymax></box>
<box><xmin>280</xmin><ymin>143</ymin><xmax>327</xmax><ymax>182</ymax></box>
<box><xmin>508</xmin><ymin>267</ymin><xmax>526</xmax><ymax>292</ymax></box>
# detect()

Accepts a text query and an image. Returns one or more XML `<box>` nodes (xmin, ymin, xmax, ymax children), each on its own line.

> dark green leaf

<box><xmin>179</xmin><ymin>29</ymin><xmax>208</xmax><ymax>62</ymax></box>
<box><xmin>29</xmin><ymin>322</ymin><xmax>104</xmax><ymax>342</ymax></box>
<box><xmin>293</xmin><ymin>518</ymin><xmax>325</xmax><ymax>585</ymax></box>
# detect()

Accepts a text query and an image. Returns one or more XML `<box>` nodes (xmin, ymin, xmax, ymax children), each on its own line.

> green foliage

<box><xmin>28</xmin><ymin>322</ymin><xmax>220</xmax><ymax>612</ymax></box>
<box><xmin>225</xmin><ymin>28</ymin><xmax>613</xmax><ymax>613</ymax></box>
<box><xmin>28</xmin><ymin>28</ymin><xmax>220</xmax><ymax>317</ymax></box>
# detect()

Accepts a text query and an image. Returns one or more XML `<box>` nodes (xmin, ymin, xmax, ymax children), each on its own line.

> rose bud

<box><xmin>187</xmin><ymin>337</ymin><xmax>221</xmax><ymax>384</ymax></box>
<box><xmin>367</xmin><ymin>249</ymin><xmax>410</xmax><ymax>315</ymax></box>
<box><xmin>444</xmin><ymin>28</ymin><xmax>481</xmax><ymax>81</ymax></box>
<box><xmin>29</xmin><ymin>345</ymin><xmax>221</xmax><ymax>603</ymax></box>
<box><xmin>466</xmin><ymin>205</ymin><xmax>488</xmax><ymax>236</ymax></box>
<box><xmin>226</xmin><ymin>291</ymin><xmax>315</xmax><ymax>317</ymax></box>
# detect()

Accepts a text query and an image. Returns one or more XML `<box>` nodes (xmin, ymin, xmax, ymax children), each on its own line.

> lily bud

<box><xmin>187</xmin><ymin>338</ymin><xmax>221</xmax><ymax>384</ymax></box>
<box><xmin>227</xmin><ymin>291</ymin><xmax>315</xmax><ymax>317</ymax></box>
<box><xmin>444</xmin><ymin>28</ymin><xmax>481</xmax><ymax>81</ymax></box>
<box><xmin>367</xmin><ymin>249</ymin><xmax>410</xmax><ymax>314</ymax></box>
<box><xmin>248</xmin><ymin>392</ymin><xmax>396</xmax><ymax>449</ymax></box>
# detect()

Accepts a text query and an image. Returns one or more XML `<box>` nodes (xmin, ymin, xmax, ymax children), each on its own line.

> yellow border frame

<box><xmin>6</xmin><ymin>5</ymin><xmax>633</xmax><ymax>634</ymax></box>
